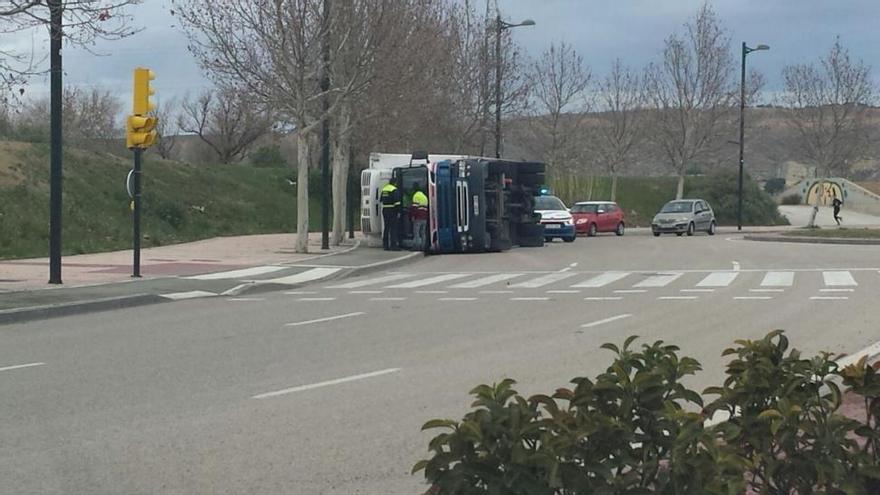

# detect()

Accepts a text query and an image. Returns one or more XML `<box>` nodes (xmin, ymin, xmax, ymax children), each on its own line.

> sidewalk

<box><xmin>0</xmin><ymin>232</ymin><xmax>423</xmax><ymax>324</ymax></box>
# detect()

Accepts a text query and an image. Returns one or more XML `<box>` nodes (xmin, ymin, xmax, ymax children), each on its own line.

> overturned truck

<box><xmin>361</xmin><ymin>153</ymin><xmax>546</xmax><ymax>253</ymax></box>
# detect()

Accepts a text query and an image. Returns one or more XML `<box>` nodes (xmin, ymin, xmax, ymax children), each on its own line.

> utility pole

<box><xmin>320</xmin><ymin>0</ymin><xmax>331</xmax><ymax>250</ymax></box>
<box><xmin>48</xmin><ymin>0</ymin><xmax>63</xmax><ymax>284</ymax></box>
<box><xmin>737</xmin><ymin>42</ymin><xmax>769</xmax><ymax>231</ymax></box>
<box><xmin>493</xmin><ymin>15</ymin><xmax>534</xmax><ymax>159</ymax></box>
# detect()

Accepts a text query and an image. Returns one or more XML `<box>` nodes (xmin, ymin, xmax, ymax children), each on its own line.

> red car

<box><xmin>571</xmin><ymin>201</ymin><xmax>626</xmax><ymax>236</ymax></box>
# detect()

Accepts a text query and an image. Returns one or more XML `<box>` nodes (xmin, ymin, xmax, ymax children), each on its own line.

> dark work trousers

<box><xmin>834</xmin><ymin>206</ymin><xmax>842</xmax><ymax>225</ymax></box>
<box><xmin>382</xmin><ymin>208</ymin><xmax>401</xmax><ymax>250</ymax></box>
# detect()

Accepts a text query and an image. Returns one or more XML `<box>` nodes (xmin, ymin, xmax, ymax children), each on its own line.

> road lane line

<box><xmin>296</xmin><ymin>297</ymin><xmax>336</xmax><ymax>302</ymax></box>
<box><xmin>614</xmin><ymin>289</ymin><xmax>646</xmax><ymax>294</ymax></box>
<box><xmin>734</xmin><ymin>296</ymin><xmax>773</xmax><ymax>300</ymax></box>
<box><xmin>658</xmin><ymin>296</ymin><xmax>697</xmax><ymax>300</ymax></box>
<box><xmin>0</xmin><ymin>362</ymin><xmax>45</xmax><ymax>373</ymax></box>
<box><xmin>285</xmin><ymin>312</ymin><xmax>365</xmax><ymax>327</ymax></box>
<box><xmin>571</xmin><ymin>271</ymin><xmax>629</xmax><ymax>288</ymax></box>
<box><xmin>584</xmin><ymin>297</ymin><xmax>623</xmax><ymax>301</ymax></box>
<box><xmin>261</xmin><ymin>267</ymin><xmax>342</xmax><ymax>285</ymax></box>
<box><xmin>371</xmin><ymin>297</ymin><xmax>407</xmax><ymax>301</ymax></box>
<box><xmin>634</xmin><ymin>273</ymin><xmax>683</xmax><ymax>288</ymax></box>
<box><xmin>328</xmin><ymin>273</ymin><xmax>416</xmax><ymax>289</ymax></box>
<box><xmin>697</xmin><ymin>272</ymin><xmax>738</xmax><ymax>287</ymax></box>
<box><xmin>160</xmin><ymin>290</ymin><xmax>217</xmax><ymax>300</ymax></box>
<box><xmin>811</xmin><ymin>296</ymin><xmax>849</xmax><ymax>300</ymax></box>
<box><xmin>761</xmin><ymin>271</ymin><xmax>794</xmax><ymax>287</ymax></box>
<box><xmin>439</xmin><ymin>297</ymin><xmax>478</xmax><ymax>301</ymax></box>
<box><xmin>186</xmin><ymin>265</ymin><xmax>285</xmax><ymax>280</ymax></box>
<box><xmin>416</xmin><ymin>290</ymin><xmax>448</xmax><ymax>294</ymax></box>
<box><xmin>820</xmin><ymin>288</ymin><xmax>854</xmax><ymax>292</ymax></box>
<box><xmin>510</xmin><ymin>297</ymin><xmax>550</xmax><ymax>301</ymax></box>
<box><xmin>387</xmin><ymin>273</ymin><xmax>470</xmax><ymax>289</ymax></box>
<box><xmin>581</xmin><ymin>314</ymin><xmax>633</xmax><ymax>328</ymax></box>
<box><xmin>509</xmin><ymin>272</ymin><xmax>578</xmax><ymax>289</ymax></box>
<box><xmin>349</xmin><ymin>290</ymin><xmax>383</xmax><ymax>294</ymax></box>
<box><xmin>547</xmin><ymin>290</ymin><xmax>581</xmax><ymax>294</ymax></box>
<box><xmin>750</xmin><ymin>289</ymin><xmax>784</xmax><ymax>293</ymax></box>
<box><xmin>449</xmin><ymin>273</ymin><xmax>523</xmax><ymax>288</ymax></box>
<box><xmin>253</xmin><ymin>368</ymin><xmax>400</xmax><ymax>399</ymax></box>
<box><xmin>479</xmin><ymin>290</ymin><xmax>514</xmax><ymax>294</ymax></box>
<box><xmin>823</xmin><ymin>271</ymin><xmax>857</xmax><ymax>286</ymax></box>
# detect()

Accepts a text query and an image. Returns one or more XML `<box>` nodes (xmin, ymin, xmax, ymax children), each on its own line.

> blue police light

<box><xmin>539</xmin><ymin>186</ymin><xmax>551</xmax><ymax>195</ymax></box>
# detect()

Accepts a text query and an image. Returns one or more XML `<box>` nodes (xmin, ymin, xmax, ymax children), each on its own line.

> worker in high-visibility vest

<box><xmin>410</xmin><ymin>184</ymin><xmax>429</xmax><ymax>251</ymax></box>
<box><xmin>380</xmin><ymin>182</ymin><xmax>402</xmax><ymax>250</ymax></box>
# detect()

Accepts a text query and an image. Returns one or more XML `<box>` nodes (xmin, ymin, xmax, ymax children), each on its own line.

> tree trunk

<box><xmin>610</xmin><ymin>173</ymin><xmax>618</xmax><ymax>202</ymax></box>
<box><xmin>587</xmin><ymin>174</ymin><xmax>595</xmax><ymax>201</ymax></box>
<box><xmin>675</xmin><ymin>174</ymin><xmax>685</xmax><ymax>200</ymax></box>
<box><xmin>295</xmin><ymin>131</ymin><xmax>310</xmax><ymax>253</ymax></box>
<box><xmin>331</xmin><ymin>103</ymin><xmax>351</xmax><ymax>246</ymax></box>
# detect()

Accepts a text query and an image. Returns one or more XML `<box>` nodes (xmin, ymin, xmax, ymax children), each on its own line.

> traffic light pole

<box><xmin>48</xmin><ymin>0</ymin><xmax>63</xmax><ymax>284</ymax></box>
<box><xmin>132</xmin><ymin>148</ymin><xmax>143</xmax><ymax>278</ymax></box>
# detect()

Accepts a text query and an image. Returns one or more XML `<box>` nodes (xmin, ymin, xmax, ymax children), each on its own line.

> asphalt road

<box><xmin>2</xmin><ymin>234</ymin><xmax>879</xmax><ymax>494</ymax></box>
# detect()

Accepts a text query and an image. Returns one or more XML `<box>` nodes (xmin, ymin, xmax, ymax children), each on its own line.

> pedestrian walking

<box><xmin>832</xmin><ymin>196</ymin><xmax>843</xmax><ymax>226</ymax></box>
<box><xmin>410</xmin><ymin>184</ymin><xmax>428</xmax><ymax>251</ymax></box>
<box><xmin>380</xmin><ymin>182</ymin><xmax>402</xmax><ymax>250</ymax></box>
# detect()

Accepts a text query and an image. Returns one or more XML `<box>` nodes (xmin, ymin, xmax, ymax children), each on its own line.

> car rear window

<box><xmin>535</xmin><ymin>196</ymin><xmax>567</xmax><ymax>211</ymax></box>
<box><xmin>660</xmin><ymin>201</ymin><xmax>694</xmax><ymax>213</ymax></box>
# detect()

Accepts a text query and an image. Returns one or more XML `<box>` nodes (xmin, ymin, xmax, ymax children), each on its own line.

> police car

<box><xmin>534</xmin><ymin>190</ymin><xmax>576</xmax><ymax>243</ymax></box>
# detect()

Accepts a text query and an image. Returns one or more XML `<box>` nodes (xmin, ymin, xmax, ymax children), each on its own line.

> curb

<box><xmin>744</xmin><ymin>234</ymin><xmax>880</xmax><ymax>245</ymax></box>
<box><xmin>0</xmin><ymin>294</ymin><xmax>166</xmax><ymax>326</ymax></box>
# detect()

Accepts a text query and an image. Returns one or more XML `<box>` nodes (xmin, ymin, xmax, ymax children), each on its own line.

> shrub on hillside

<box><xmin>414</xmin><ymin>331</ymin><xmax>880</xmax><ymax>494</ymax></box>
<box><xmin>781</xmin><ymin>193</ymin><xmax>802</xmax><ymax>205</ymax></box>
<box><xmin>764</xmin><ymin>178</ymin><xmax>786</xmax><ymax>195</ymax></box>
<box><xmin>250</xmin><ymin>144</ymin><xmax>288</xmax><ymax>168</ymax></box>
<box><xmin>688</xmin><ymin>169</ymin><xmax>788</xmax><ymax>226</ymax></box>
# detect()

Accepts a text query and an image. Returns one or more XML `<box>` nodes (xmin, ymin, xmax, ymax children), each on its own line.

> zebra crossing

<box><xmin>325</xmin><ymin>269</ymin><xmax>871</xmax><ymax>297</ymax></box>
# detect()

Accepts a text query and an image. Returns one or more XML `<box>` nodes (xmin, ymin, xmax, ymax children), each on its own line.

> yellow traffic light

<box><xmin>132</xmin><ymin>67</ymin><xmax>156</xmax><ymax>115</ymax></box>
<box><xmin>126</xmin><ymin>114</ymin><xmax>158</xmax><ymax>149</ymax></box>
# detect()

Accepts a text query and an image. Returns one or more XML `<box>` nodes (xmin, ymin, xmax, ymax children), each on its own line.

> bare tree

<box><xmin>178</xmin><ymin>87</ymin><xmax>273</xmax><ymax>164</ymax></box>
<box><xmin>644</xmin><ymin>3</ymin><xmax>737</xmax><ymax>199</ymax></box>
<box><xmin>153</xmin><ymin>97</ymin><xmax>179</xmax><ymax>160</ymax></box>
<box><xmin>14</xmin><ymin>87</ymin><xmax>121</xmax><ymax>145</ymax></box>
<box><xmin>0</xmin><ymin>1</ymin><xmax>140</xmax><ymax>93</ymax></box>
<box><xmin>526</xmin><ymin>41</ymin><xmax>591</xmax><ymax>177</ymax></box>
<box><xmin>593</xmin><ymin>59</ymin><xmax>646</xmax><ymax>201</ymax></box>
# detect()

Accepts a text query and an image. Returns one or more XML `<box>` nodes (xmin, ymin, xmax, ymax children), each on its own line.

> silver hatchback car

<box><xmin>652</xmin><ymin>199</ymin><xmax>717</xmax><ymax>237</ymax></box>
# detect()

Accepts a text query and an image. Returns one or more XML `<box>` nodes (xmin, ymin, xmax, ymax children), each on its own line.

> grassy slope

<box><xmin>782</xmin><ymin>228</ymin><xmax>880</xmax><ymax>239</ymax></box>
<box><xmin>0</xmin><ymin>141</ymin><xmax>319</xmax><ymax>259</ymax></box>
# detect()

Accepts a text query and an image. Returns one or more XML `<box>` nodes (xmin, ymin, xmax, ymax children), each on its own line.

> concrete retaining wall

<box><xmin>780</xmin><ymin>178</ymin><xmax>880</xmax><ymax>216</ymax></box>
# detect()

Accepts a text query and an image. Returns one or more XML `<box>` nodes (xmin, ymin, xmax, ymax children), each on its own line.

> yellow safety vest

<box><xmin>381</xmin><ymin>183</ymin><xmax>400</xmax><ymax>208</ymax></box>
<box><xmin>412</xmin><ymin>191</ymin><xmax>428</xmax><ymax>208</ymax></box>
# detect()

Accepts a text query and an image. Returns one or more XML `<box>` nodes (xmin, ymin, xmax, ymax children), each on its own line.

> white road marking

<box><xmin>479</xmin><ymin>290</ymin><xmax>514</xmax><ymax>294</ymax></box>
<box><xmin>635</xmin><ymin>273</ymin><xmax>683</xmax><ymax>288</ymax></box>
<box><xmin>349</xmin><ymin>290</ymin><xmax>383</xmax><ymax>294</ymax></box>
<box><xmin>697</xmin><ymin>272</ymin><xmax>738</xmax><ymax>287</ymax></box>
<box><xmin>227</xmin><ymin>297</ymin><xmax>264</xmax><ymax>302</ymax></box>
<box><xmin>658</xmin><ymin>296</ymin><xmax>697</xmax><ymax>300</ymax></box>
<box><xmin>561</xmin><ymin>262</ymin><xmax>579</xmax><ymax>272</ymax></box>
<box><xmin>186</xmin><ymin>265</ymin><xmax>285</xmax><ymax>280</ymax></box>
<box><xmin>823</xmin><ymin>271</ymin><xmax>857</xmax><ymax>286</ymax></box>
<box><xmin>614</xmin><ymin>289</ymin><xmax>646</xmax><ymax>294</ymax></box>
<box><xmin>261</xmin><ymin>267</ymin><xmax>342</xmax><ymax>285</ymax></box>
<box><xmin>416</xmin><ymin>290</ymin><xmax>448</xmax><ymax>294</ymax></box>
<box><xmin>370</xmin><ymin>297</ymin><xmax>407</xmax><ymax>301</ymax></box>
<box><xmin>439</xmin><ymin>297</ymin><xmax>478</xmax><ymax>301</ymax></box>
<box><xmin>284</xmin><ymin>312</ymin><xmax>365</xmax><ymax>327</ymax></box>
<box><xmin>581</xmin><ymin>314</ymin><xmax>633</xmax><ymax>328</ymax></box>
<box><xmin>449</xmin><ymin>273</ymin><xmax>523</xmax><ymax>288</ymax></box>
<box><xmin>329</xmin><ymin>273</ymin><xmax>415</xmax><ymax>289</ymax></box>
<box><xmin>387</xmin><ymin>273</ymin><xmax>470</xmax><ymax>289</ymax></box>
<box><xmin>811</xmin><ymin>296</ymin><xmax>849</xmax><ymax>300</ymax></box>
<box><xmin>284</xmin><ymin>290</ymin><xmax>318</xmax><ymax>295</ymax></box>
<box><xmin>0</xmin><ymin>362</ymin><xmax>45</xmax><ymax>373</ymax></box>
<box><xmin>750</xmin><ymin>289</ymin><xmax>784</xmax><ymax>293</ymax></box>
<box><xmin>296</xmin><ymin>297</ymin><xmax>336</xmax><ymax>302</ymax></box>
<box><xmin>160</xmin><ymin>290</ymin><xmax>217</xmax><ymax>300</ymax></box>
<box><xmin>761</xmin><ymin>271</ymin><xmax>794</xmax><ymax>287</ymax></box>
<box><xmin>572</xmin><ymin>271</ymin><xmax>629</xmax><ymax>288</ymax></box>
<box><xmin>547</xmin><ymin>290</ymin><xmax>581</xmax><ymax>294</ymax></box>
<box><xmin>509</xmin><ymin>272</ymin><xmax>578</xmax><ymax>289</ymax></box>
<box><xmin>682</xmin><ymin>289</ymin><xmax>715</xmax><ymax>293</ymax></box>
<box><xmin>732</xmin><ymin>261</ymin><xmax>741</xmax><ymax>271</ymax></box>
<box><xmin>253</xmin><ymin>368</ymin><xmax>400</xmax><ymax>399</ymax></box>
<box><xmin>734</xmin><ymin>296</ymin><xmax>773</xmax><ymax>300</ymax></box>
<box><xmin>510</xmin><ymin>297</ymin><xmax>550</xmax><ymax>301</ymax></box>
<box><xmin>221</xmin><ymin>284</ymin><xmax>251</xmax><ymax>296</ymax></box>
<box><xmin>584</xmin><ymin>296</ymin><xmax>623</xmax><ymax>301</ymax></box>
<box><xmin>820</xmin><ymin>288</ymin><xmax>854</xmax><ymax>292</ymax></box>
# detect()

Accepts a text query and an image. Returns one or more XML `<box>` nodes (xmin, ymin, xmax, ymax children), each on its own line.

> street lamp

<box><xmin>494</xmin><ymin>16</ymin><xmax>535</xmax><ymax>158</ymax></box>
<box><xmin>737</xmin><ymin>42</ymin><xmax>769</xmax><ymax>231</ymax></box>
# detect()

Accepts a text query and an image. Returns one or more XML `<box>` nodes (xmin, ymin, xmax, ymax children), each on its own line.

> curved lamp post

<box><xmin>738</xmin><ymin>42</ymin><xmax>769</xmax><ymax>230</ymax></box>
<box><xmin>494</xmin><ymin>17</ymin><xmax>535</xmax><ymax>158</ymax></box>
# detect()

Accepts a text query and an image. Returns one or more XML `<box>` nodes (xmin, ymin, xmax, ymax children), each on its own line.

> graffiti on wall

<box><xmin>803</xmin><ymin>180</ymin><xmax>847</xmax><ymax>206</ymax></box>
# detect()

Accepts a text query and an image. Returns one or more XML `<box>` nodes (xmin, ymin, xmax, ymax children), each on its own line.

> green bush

<box><xmin>781</xmin><ymin>193</ymin><xmax>802</xmax><ymax>205</ymax></box>
<box><xmin>415</xmin><ymin>331</ymin><xmax>880</xmax><ymax>494</ymax></box>
<box><xmin>688</xmin><ymin>169</ymin><xmax>788</xmax><ymax>226</ymax></box>
<box><xmin>764</xmin><ymin>178</ymin><xmax>786</xmax><ymax>195</ymax></box>
<box><xmin>250</xmin><ymin>144</ymin><xmax>288</xmax><ymax>168</ymax></box>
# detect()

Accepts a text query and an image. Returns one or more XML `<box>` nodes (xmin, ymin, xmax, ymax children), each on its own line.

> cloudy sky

<box><xmin>16</xmin><ymin>0</ymin><xmax>880</xmax><ymax>104</ymax></box>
